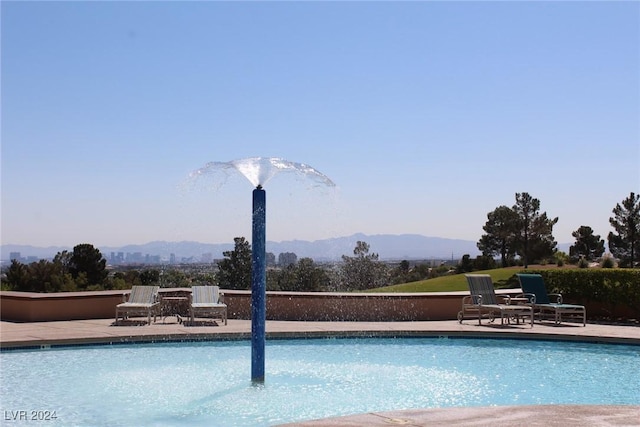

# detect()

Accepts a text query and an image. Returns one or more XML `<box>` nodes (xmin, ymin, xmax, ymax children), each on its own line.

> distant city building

<box><xmin>126</xmin><ymin>252</ymin><xmax>144</xmax><ymax>264</ymax></box>
<box><xmin>278</xmin><ymin>252</ymin><xmax>298</xmax><ymax>267</ymax></box>
<box><xmin>145</xmin><ymin>254</ymin><xmax>161</xmax><ymax>264</ymax></box>
<box><xmin>9</xmin><ymin>252</ymin><xmax>21</xmax><ymax>262</ymax></box>
<box><xmin>266</xmin><ymin>252</ymin><xmax>276</xmax><ymax>267</ymax></box>
<box><xmin>109</xmin><ymin>252</ymin><xmax>126</xmax><ymax>265</ymax></box>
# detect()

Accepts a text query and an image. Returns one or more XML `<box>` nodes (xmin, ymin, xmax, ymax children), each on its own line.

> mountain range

<box><xmin>1</xmin><ymin>233</ymin><xmax>573</xmax><ymax>262</ymax></box>
<box><xmin>1</xmin><ymin>233</ymin><xmax>484</xmax><ymax>262</ymax></box>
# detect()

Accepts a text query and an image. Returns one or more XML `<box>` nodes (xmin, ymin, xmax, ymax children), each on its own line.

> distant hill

<box><xmin>1</xmin><ymin>233</ymin><xmax>571</xmax><ymax>263</ymax></box>
<box><xmin>267</xmin><ymin>233</ymin><xmax>482</xmax><ymax>261</ymax></box>
<box><xmin>1</xmin><ymin>233</ymin><xmax>482</xmax><ymax>262</ymax></box>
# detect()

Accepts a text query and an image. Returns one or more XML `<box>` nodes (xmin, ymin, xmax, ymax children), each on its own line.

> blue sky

<box><xmin>2</xmin><ymin>1</ymin><xmax>639</xmax><ymax>250</ymax></box>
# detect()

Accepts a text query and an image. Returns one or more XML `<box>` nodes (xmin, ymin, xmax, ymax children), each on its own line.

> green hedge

<box><xmin>519</xmin><ymin>269</ymin><xmax>640</xmax><ymax>319</ymax></box>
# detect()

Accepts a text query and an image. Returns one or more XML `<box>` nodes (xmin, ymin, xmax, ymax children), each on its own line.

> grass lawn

<box><xmin>367</xmin><ymin>266</ymin><xmax>540</xmax><ymax>293</ymax></box>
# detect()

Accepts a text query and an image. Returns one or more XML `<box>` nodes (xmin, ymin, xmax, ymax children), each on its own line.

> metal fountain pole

<box><xmin>251</xmin><ymin>185</ymin><xmax>266</xmax><ymax>383</ymax></box>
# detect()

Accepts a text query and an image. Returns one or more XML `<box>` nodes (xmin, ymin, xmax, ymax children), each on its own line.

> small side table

<box><xmin>507</xmin><ymin>297</ymin><xmax>532</xmax><ymax>325</ymax></box>
<box><xmin>160</xmin><ymin>296</ymin><xmax>189</xmax><ymax>324</ymax></box>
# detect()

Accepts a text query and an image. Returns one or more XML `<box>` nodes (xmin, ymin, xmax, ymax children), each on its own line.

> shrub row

<box><xmin>517</xmin><ymin>269</ymin><xmax>640</xmax><ymax>319</ymax></box>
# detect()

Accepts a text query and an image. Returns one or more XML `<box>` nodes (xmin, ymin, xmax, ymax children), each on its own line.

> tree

<box><xmin>267</xmin><ymin>257</ymin><xmax>329</xmax><ymax>291</ymax></box>
<box><xmin>294</xmin><ymin>257</ymin><xmax>329</xmax><ymax>291</ymax></box>
<box><xmin>608</xmin><ymin>192</ymin><xmax>640</xmax><ymax>267</ymax></box>
<box><xmin>53</xmin><ymin>250</ymin><xmax>72</xmax><ymax>275</ymax></box>
<box><xmin>389</xmin><ymin>261</ymin><xmax>433</xmax><ymax>285</ymax></box>
<box><xmin>569</xmin><ymin>226</ymin><xmax>605</xmax><ymax>261</ymax></box>
<box><xmin>512</xmin><ymin>192</ymin><xmax>558</xmax><ymax>268</ymax></box>
<box><xmin>68</xmin><ymin>244</ymin><xmax>108</xmax><ymax>288</ymax></box>
<box><xmin>4</xmin><ymin>260</ymin><xmax>29</xmax><ymax>291</ymax></box>
<box><xmin>477</xmin><ymin>205</ymin><xmax>519</xmax><ymax>267</ymax></box>
<box><xmin>278</xmin><ymin>252</ymin><xmax>298</xmax><ymax>267</ymax></box>
<box><xmin>389</xmin><ymin>260</ymin><xmax>411</xmax><ymax>285</ymax></box>
<box><xmin>338</xmin><ymin>241</ymin><xmax>388</xmax><ymax>291</ymax></box>
<box><xmin>456</xmin><ymin>254</ymin><xmax>474</xmax><ymax>274</ymax></box>
<box><xmin>26</xmin><ymin>259</ymin><xmax>65</xmax><ymax>292</ymax></box>
<box><xmin>216</xmin><ymin>237</ymin><xmax>252</xmax><ymax>289</ymax></box>
<box><xmin>478</xmin><ymin>193</ymin><xmax>558</xmax><ymax>268</ymax></box>
<box><xmin>397</xmin><ymin>260</ymin><xmax>410</xmax><ymax>275</ymax></box>
<box><xmin>526</xmin><ymin>211</ymin><xmax>559</xmax><ymax>264</ymax></box>
<box><xmin>4</xmin><ymin>259</ymin><xmax>74</xmax><ymax>292</ymax></box>
<box><xmin>473</xmin><ymin>255</ymin><xmax>496</xmax><ymax>271</ymax></box>
<box><xmin>140</xmin><ymin>269</ymin><xmax>160</xmax><ymax>286</ymax></box>
<box><xmin>267</xmin><ymin>265</ymin><xmax>293</xmax><ymax>291</ymax></box>
<box><xmin>162</xmin><ymin>269</ymin><xmax>190</xmax><ymax>287</ymax></box>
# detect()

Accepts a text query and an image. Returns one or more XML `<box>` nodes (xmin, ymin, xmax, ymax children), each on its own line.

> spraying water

<box><xmin>190</xmin><ymin>157</ymin><xmax>336</xmax><ymax>189</ymax></box>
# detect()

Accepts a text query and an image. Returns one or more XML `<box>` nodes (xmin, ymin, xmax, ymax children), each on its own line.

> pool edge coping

<box><xmin>3</xmin><ymin>327</ymin><xmax>639</xmax><ymax>351</ymax></box>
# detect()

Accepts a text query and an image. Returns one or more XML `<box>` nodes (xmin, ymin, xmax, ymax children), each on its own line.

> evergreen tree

<box><xmin>608</xmin><ymin>192</ymin><xmax>640</xmax><ymax>267</ymax></box>
<box><xmin>338</xmin><ymin>241</ymin><xmax>388</xmax><ymax>290</ymax></box>
<box><xmin>512</xmin><ymin>192</ymin><xmax>558</xmax><ymax>268</ymax></box>
<box><xmin>295</xmin><ymin>257</ymin><xmax>329</xmax><ymax>291</ymax></box>
<box><xmin>4</xmin><ymin>260</ymin><xmax>29</xmax><ymax>291</ymax></box>
<box><xmin>216</xmin><ymin>237</ymin><xmax>252</xmax><ymax>289</ymax></box>
<box><xmin>68</xmin><ymin>244</ymin><xmax>108</xmax><ymax>288</ymax></box>
<box><xmin>477</xmin><ymin>205</ymin><xmax>519</xmax><ymax>267</ymax></box>
<box><xmin>570</xmin><ymin>225</ymin><xmax>605</xmax><ymax>261</ymax></box>
<box><xmin>478</xmin><ymin>193</ymin><xmax>558</xmax><ymax>268</ymax></box>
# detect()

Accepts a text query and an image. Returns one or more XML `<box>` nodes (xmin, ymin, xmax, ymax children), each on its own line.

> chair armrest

<box><xmin>519</xmin><ymin>293</ymin><xmax>536</xmax><ymax>304</ymax></box>
<box><xmin>469</xmin><ymin>294</ymin><xmax>483</xmax><ymax>306</ymax></box>
<box><xmin>497</xmin><ymin>295</ymin><xmax>511</xmax><ymax>304</ymax></box>
<box><xmin>549</xmin><ymin>293</ymin><xmax>563</xmax><ymax>304</ymax></box>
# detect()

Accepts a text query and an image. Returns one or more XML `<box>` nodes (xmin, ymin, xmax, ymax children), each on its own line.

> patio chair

<box><xmin>190</xmin><ymin>285</ymin><xmax>227</xmax><ymax>325</ymax></box>
<box><xmin>459</xmin><ymin>274</ymin><xmax>533</xmax><ymax>327</ymax></box>
<box><xmin>516</xmin><ymin>273</ymin><xmax>586</xmax><ymax>326</ymax></box>
<box><xmin>115</xmin><ymin>285</ymin><xmax>160</xmax><ymax>325</ymax></box>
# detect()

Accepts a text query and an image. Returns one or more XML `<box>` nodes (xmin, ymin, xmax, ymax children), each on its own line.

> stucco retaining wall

<box><xmin>0</xmin><ymin>289</ymin><xmax>471</xmax><ymax>322</ymax></box>
<box><xmin>1</xmin><ymin>288</ymin><xmax>622</xmax><ymax>323</ymax></box>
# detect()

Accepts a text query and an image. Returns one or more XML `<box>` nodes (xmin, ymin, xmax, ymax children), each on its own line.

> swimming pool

<box><xmin>1</xmin><ymin>338</ymin><xmax>638</xmax><ymax>426</ymax></box>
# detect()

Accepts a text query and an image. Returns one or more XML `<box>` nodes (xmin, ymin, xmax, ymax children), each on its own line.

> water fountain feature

<box><xmin>190</xmin><ymin>157</ymin><xmax>335</xmax><ymax>383</ymax></box>
<box><xmin>190</xmin><ymin>157</ymin><xmax>336</xmax><ymax>190</ymax></box>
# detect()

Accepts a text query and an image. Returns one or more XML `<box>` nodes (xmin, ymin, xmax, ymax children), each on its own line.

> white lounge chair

<box><xmin>190</xmin><ymin>285</ymin><xmax>227</xmax><ymax>325</ymax></box>
<box><xmin>459</xmin><ymin>274</ymin><xmax>533</xmax><ymax>327</ymax></box>
<box><xmin>115</xmin><ymin>286</ymin><xmax>160</xmax><ymax>325</ymax></box>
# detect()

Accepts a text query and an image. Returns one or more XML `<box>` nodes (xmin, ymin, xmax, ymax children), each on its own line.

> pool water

<box><xmin>1</xmin><ymin>338</ymin><xmax>638</xmax><ymax>426</ymax></box>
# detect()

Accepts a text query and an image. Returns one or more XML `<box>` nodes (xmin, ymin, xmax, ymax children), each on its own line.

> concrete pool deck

<box><xmin>2</xmin><ymin>318</ymin><xmax>639</xmax><ymax>348</ymax></box>
<box><xmin>1</xmin><ymin>319</ymin><xmax>639</xmax><ymax>426</ymax></box>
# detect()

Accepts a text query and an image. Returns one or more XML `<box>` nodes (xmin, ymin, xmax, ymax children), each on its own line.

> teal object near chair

<box><xmin>517</xmin><ymin>273</ymin><xmax>586</xmax><ymax>326</ymax></box>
